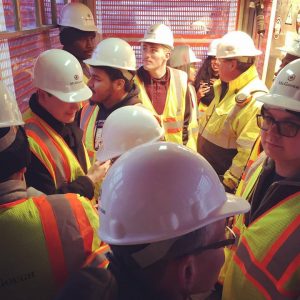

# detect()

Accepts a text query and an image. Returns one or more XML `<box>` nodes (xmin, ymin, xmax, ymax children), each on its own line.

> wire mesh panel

<box><xmin>8</xmin><ymin>32</ymin><xmax>54</xmax><ymax>111</ymax></box>
<box><xmin>2</xmin><ymin>0</ymin><xmax>15</xmax><ymax>31</ymax></box>
<box><xmin>95</xmin><ymin>0</ymin><xmax>240</xmax><ymax>66</ymax></box>
<box><xmin>20</xmin><ymin>0</ymin><xmax>37</xmax><ymax>29</ymax></box>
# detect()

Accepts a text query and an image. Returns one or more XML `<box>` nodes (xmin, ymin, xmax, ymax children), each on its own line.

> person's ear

<box><xmin>113</xmin><ymin>79</ymin><xmax>125</xmax><ymax>91</ymax></box>
<box><xmin>177</xmin><ymin>255</ymin><xmax>196</xmax><ymax>293</ymax></box>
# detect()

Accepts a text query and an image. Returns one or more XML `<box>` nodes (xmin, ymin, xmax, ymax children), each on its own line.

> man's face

<box><xmin>88</xmin><ymin>67</ymin><xmax>115</xmax><ymax>106</ymax></box>
<box><xmin>191</xmin><ymin>220</ymin><xmax>226</xmax><ymax>294</ymax></box>
<box><xmin>217</xmin><ymin>58</ymin><xmax>237</xmax><ymax>82</ymax></box>
<box><xmin>261</xmin><ymin>107</ymin><xmax>300</xmax><ymax>165</ymax></box>
<box><xmin>71</xmin><ymin>33</ymin><xmax>96</xmax><ymax>60</ymax></box>
<box><xmin>142</xmin><ymin>42</ymin><xmax>170</xmax><ymax>72</ymax></box>
<box><xmin>38</xmin><ymin>91</ymin><xmax>80</xmax><ymax>124</ymax></box>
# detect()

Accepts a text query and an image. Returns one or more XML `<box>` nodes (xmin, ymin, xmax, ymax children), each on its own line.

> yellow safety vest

<box><xmin>198</xmin><ymin>65</ymin><xmax>268</xmax><ymax>186</ymax></box>
<box><xmin>218</xmin><ymin>155</ymin><xmax>265</xmax><ymax>284</ymax></box>
<box><xmin>80</xmin><ymin>103</ymin><xmax>99</xmax><ymax>164</ymax></box>
<box><xmin>223</xmin><ymin>192</ymin><xmax>300</xmax><ymax>300</ymax></box>
<box><xmin>135</xmin><ymin>67</ymin><xmax>187</xmax><ymax>145</ymax></box>
<box><xmin>23</xmin><ymin>109</ymin><xmax>91</xmax><ymax>189</ymax></box>
<box><xmin>186</xmin><ymin>83</ymin><xmax>199</xmax><ymax>151</ymax></box>
<box><xmin>236</xmin><ymin>136</ymin><xmax>263</xmax><ymax>196</ymax></box>
<box><xmin>0</xmin><ymin>193</ymin><xmax>100</xmax><ymax>299</ymax></box>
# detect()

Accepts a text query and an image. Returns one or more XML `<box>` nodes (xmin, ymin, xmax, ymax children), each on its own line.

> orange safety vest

<box><xmin>80</xmin><ymin>103</ymin><xmax>99</xmax><ymax>164</ymax></box>
<box><xmin>0</xmin><ymin>193</ymin><xmax>100</xmax><ymax>299</ymax></box>
<box><xmin>223</xmin><ymin>191</ymin><xmax>300</xmax><ymax>300</ymax></box>
<box><xmin>23</xmin><ymin>109</ymin><xmax>91</xmax><ymax>189</ymax></box>
<box><xmin>135</xmin><ymin>67</ymin><xmax>187</xmax><ymax>145</ymax></box>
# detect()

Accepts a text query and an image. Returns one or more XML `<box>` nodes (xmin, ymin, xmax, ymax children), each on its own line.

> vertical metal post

<box><xmin>50</xmin><ymin>0</ymin><xmax>57</xmax><ymax>25</ymax></box>
<box><xmin>35</xmin><ymin>0</ymin><xmax>43</xmax><ymax>27</ymax></box>
<box><xmin>12</xmin><ymin>0</ymin><xmax>22</xmax><ymax>31</ymax></box>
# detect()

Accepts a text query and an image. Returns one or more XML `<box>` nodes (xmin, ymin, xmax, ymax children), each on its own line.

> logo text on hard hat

<box><xmin>279</xmin><ymin>80</ymin><xmax>299</xmax><ymax>90</ymax></box>
<box><xmin>288</xmin><ymin>74</ymin><xmax>296</xmax><ymax>81</ymax></box>
<box><xmin>74</xmin><ymin>74</ymin><xmax>79</xmax><ymax>80</ymax></box>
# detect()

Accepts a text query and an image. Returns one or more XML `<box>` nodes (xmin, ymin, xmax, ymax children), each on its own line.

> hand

<box><xmin>197</xmin><ymin>83</ymin><xmax>210</xmax><ymax>99</ymax></box>
<box><xmin>87</xmin><ymin>160</ymin><xmax>111</xmax><ymax>184</ymax></box>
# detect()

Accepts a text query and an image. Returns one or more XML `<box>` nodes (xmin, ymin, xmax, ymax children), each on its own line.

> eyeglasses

<box><xmin>176</xmin><ymin>226</ymin><xmax>236</xmax><ymax>260</ymax></box>
<box><xmin>257</xmin><ymin>114</ymin><xmax>300</xmax><ymax>138</ymax></box>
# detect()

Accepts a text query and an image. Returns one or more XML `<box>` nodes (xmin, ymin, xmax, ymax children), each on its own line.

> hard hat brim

<box><xmin>217</xmin><ymin>49</ymin><xmax>262</xmax><ymax>59</ymax></box>
<box><xmin>84</xmin><ymin>58</ymin><xmax>136</xmax><ymax>71</ymax></box>
<box><xmin>139</xmin><ymin>38</ymin><xmax>174</xmax><ymax>49</ymax></box>
<box><xmin>43</xmin><ymin>85</ymin><xmax>92</xmax><ymax>103</ymax></box>
<box><xmin>257</xmin><ymin>93</ymin><xmax>300</xmax><ymax>112</ymax></box>
<box><xmin>97</xmin><ymin>128</ymin><xmax>164</xmax><ymax>163</ymax></box>
<box><xmin>58</xmin><ymin>23</ymin><xmax>98</xmax><ymax>32</ymax></box>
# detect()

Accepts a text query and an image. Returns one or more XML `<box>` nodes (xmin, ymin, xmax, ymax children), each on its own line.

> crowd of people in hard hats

<box><xmin>1</xmin><ymin>2</ymin><xmax>300</xmax><ymax>300</ymax></box>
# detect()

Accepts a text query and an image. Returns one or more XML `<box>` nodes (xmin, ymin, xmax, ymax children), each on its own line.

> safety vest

<box><xmin>80</xmin><ymin>103</ymin><xmax>99</xmax><ymax>164</ymax></box>
<box><xmin>198</xmin><ymin>65</ymin><xmax>268</xmax><ymax>186</ymax></box>
<box><xmin>235</xmin><ymin>136</ymin><xmax>263</xmax><ymax>196</ymax></box>
<box><xmin>23</xmin><ymin>109</ymin><xmax>91</xmax><ymax>189</ymax></box>
<box><xmin>0</xmin><ymin>193</ymin><xmax>100</xmax><ymax>299</ymax></box>
<box><xmin>222</xmin><ymin>192</ymin><xmax>300</xmax><ymax>300</ymax></box>
<box><xmin>135</xmin><ymin>67</ymin><xmax>187</xmax><ymax>145</ymax></box>
<box><xmin>185</xmin><ymin>83</ymin><xmax>199</xmax><ymax>151</ymax></box>
<box><xmin>198</xmin><ymin>101</ymin><xmax>208</xmax><ymax>119</ymax></box>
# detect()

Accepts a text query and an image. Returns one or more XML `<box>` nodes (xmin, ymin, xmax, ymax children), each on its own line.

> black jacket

<box><xmin>25</xmin><ymin>93</ymin><xmax>94</xmax><ymax>199</ymax></box>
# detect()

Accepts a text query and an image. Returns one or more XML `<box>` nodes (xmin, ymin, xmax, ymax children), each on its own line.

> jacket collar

<box><xmin>0</xmin><ymin>180</ymin><xmax>27</xmax><ymax>204</ymax></box>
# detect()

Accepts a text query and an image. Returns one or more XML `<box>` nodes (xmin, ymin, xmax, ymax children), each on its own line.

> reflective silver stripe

<box><xmin>267</xmin><ymin>223</ymin><xmax>300</xmax><ymax>280</ymax></box>
<box><xmin>80</xmin><ymin>105</ymin><xmax>95</xmax><ymax>130</ymax></box>
<box><xmin>163</xmin><ymin>119</ymin><xmax>183</xmax><ymax>132</ymax></box>
<box><xmin>46</xmin><ymin>195</ymin><xmax>86</xmax><ymax>274</ymax></box>
<box><xmin>236</xmin><ymin>242</ymin><xmax>284</xmax><ymax>299</ymax></box>
<box><xmin>25</xmin><ymin>122</ymin><xmax>66</xmax><ymax>187</ymax></box>
<box><xmin>0</xmin><ymin>127</ymin><xmax>17</xmax><ymax>151</ymax></box>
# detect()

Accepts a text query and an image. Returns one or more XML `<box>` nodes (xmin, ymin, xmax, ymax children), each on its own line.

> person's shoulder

<box><xmin>56</xmin><ymin>267</ymin><xmax>118</xmax><ymax>300</ymax></box>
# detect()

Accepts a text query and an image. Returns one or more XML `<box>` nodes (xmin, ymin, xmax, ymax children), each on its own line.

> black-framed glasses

<box><xmin>257</xmin><ymin>114</ymin><xmax>300</xmax><ymax>138</ymax></box>
<box><xmin>177</xmin><ymin>226</ymin><xmax>236</xmax><ymax>260</ymax></box>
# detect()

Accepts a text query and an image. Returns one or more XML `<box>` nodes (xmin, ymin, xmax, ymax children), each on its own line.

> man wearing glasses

<box><xmin>57</xmin><ymin>142</ymin><xmax>250</xmax><ymax>300</ymax></box>
<box><xmin>197</xmin><ymin>31</ymin><xmax>268</xmax><ymax>194</ymax></box>
<box><xmin>222</xmin><ymin>59</ymin><xmax>300</xmax><ymax>299</ymax></box>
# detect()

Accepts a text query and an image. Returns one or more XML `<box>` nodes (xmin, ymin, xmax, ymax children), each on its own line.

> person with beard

<box><xmin>58</xmin><ymin>2</ymin><xmax>98</xmax><ymax>82</ymax></box>
<box><xmin>23</xmin><ymin>49</ymin><xmax>110</xmax><ymax>200</ymax></box>
<box><xmin>80</xmin><ymin>38</ymin><xmax>141</xmax><ymax>164</ymax></box>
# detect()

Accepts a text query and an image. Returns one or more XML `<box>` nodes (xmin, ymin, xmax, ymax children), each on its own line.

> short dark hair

<box><xmin>0</xmin><ymin>126</ymin><xmax>31</xmax><ymax>182</ymax></box>
<box><xmin>59</xmin><ymin>27</ymin><xmax>96</xmax><ymax>46</ymax></box>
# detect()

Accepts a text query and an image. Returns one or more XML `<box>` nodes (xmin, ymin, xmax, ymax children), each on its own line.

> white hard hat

<box><xmin>58</xmin><ymin>3</ymin><xmax>98</xmax><ymax>32</ymax></box>
<box><xmin>0</xmin><ymin>81</ymin><xmax>24</xmax><ymax>128</ymax></box>
<box><xmin>139</xmin><ymin>23</ymin><xmax>174</xmax><ymax>49</ymax></box>
<box><xmin>97</xmin><ymin>106</ymin><xmax>164</xmax><ymax>163</ymax></box>
<box><xmin>99</xmin><ymin>142</ymin><xmax>250</xmax><ymax>245</ymax></box>
<box><xmin>217</xmin><ymin>31</ymin><xmax>262</xmax><ymax>59</ymax></box>
<box><xmin>278</xmin><ymin>38</ymin><xmax>300</xmax><ymax>58</ymax></box>
<box><xmin>169</xmin><ymin>45</ymin><xmax>201</xmax><ymax>68</ymax></box>
<box><xmin>207</xmin><ymin>38</ymin><xmax>222</xmax><ymax>56</ymax></box>
<box><xmin>84</xmin><ymin>38</ymin><xmax>136</xmax><ymax>71</ymax></box>
<box><xmin>33</xmin><ymin>49</ymin><xmax>92</xmax><ymax>103</ymax></box>
<box><xmin>257</xmin><ymin>58</ymin><xmax>300</xmax><ymax>112</ymax></box>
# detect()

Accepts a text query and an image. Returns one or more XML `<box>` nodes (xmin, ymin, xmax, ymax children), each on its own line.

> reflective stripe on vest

<box><xmin>0</xmin><ymin>194</ymin><xmax>98</xmax><ymax>298</ymax></box>
<box><xmin>223</xmin><ymin>192</ymin><xmax>300</xmax><ymax>300</ymax></box>
<box><xmin>186</xmin><ymin>83</ymin><xmax>199</xmax><ymax>151</ymax></box>
<box><xmin>24</xmin><ymin>110</ymin><xmax>89</xmax><ymax>188</ymax></box>
<box><xmin>135</xmin><ymin>67</ymin><xmax>187</xmax><ymax>144</ymax></box>
<box><xmin>83</xmin><ymin>244</ymin><xmax>110</xmax><ymax>269</ymax></box>
<box><xmin>80</xmin><ymin>104</ymin><xmax>99</xmax><ymax>164</ymax></box>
